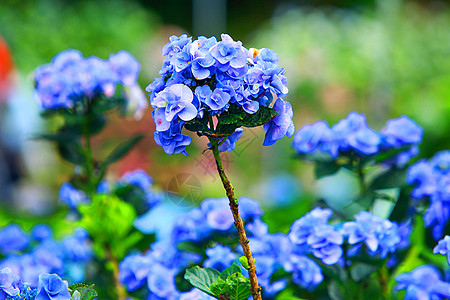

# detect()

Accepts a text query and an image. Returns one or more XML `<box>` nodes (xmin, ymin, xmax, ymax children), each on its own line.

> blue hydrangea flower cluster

<box><xmin>433</xmin><ymin>235</ymin><xmax>450</xmax><ymax>264</ymax></box>
<box><xmin>59</xmin><ymin>169</ymin><xmax>162</xmax><ymax>211</ymax></box>
<box><xmin>147</xmin><ymin>34</ymin><xmax>294</xmax><ymax>156</ymax></box>
<box><xmin>293</xmin><ymin>112</ymin><xmax>422</xmax><ymax>167</ymax></box>
<box><xmin>341</xmin><ymin>211</ymin><xmax>402</xmax><ymax>258</ymax></box>
<box><xmin>395</xmin><ymin>265</ymin><xmax>450</xmax><ymax>299</ymax></box>
<box><xmin>288</xmin><ymin>207</ymin><xmax>343</xmax><ymax>265</ymax></box>
<box><xmin>407</xmin><ymin>150</ymin><xmax>450</xmax><ymax>239</ymax></box>
<box><xmin>34</xmin><ymin>49</ymin><xmax>141</xmax><ymax>110</ymax></box>
<box><xmin>289</xmin><ymin>208</ymin><xmax>407</xmax><ymax>266</ymax></box>
<box><xmin>35</xmin><ymin>273</ymin><xmax>71</xmax><ymax>300</ymax></box>
<box><xmin>0</xmin><ymin>225</ymin><xmax>92</xmax><ymax>288</ymax></box>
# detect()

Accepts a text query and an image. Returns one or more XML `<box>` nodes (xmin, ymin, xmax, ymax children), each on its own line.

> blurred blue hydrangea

<box><xmin>34</xmin><ymin>49</ymin><xmax>143</xmax><ymax>113</ymax></box>
<box><xmin>408</xmin><ymin>150</ymin><xmax>450</xmax><ymax>239</ymax></box>
<box><xmin>0</xmin><ymin>225</ymin><xmax>29</xmax><ymax>255</ymax></box>
<box><xmin>0</xmin><ymin>267</ymin><xmax>20</xmax><ymax>299</ymax></box>
<box><xmin>204</xmin><ymin>245</ymin><xmax>236</xmax><ymax>272</ymax></box>
<box><xmin>293</xmin><ymin>112</ymin><xmax>422</xmax><ymax>167</ymax></box>
<box><xmin>395</xmin><ymin>265</ymin><xmax>450</xmax><ymax>299</ymax></box>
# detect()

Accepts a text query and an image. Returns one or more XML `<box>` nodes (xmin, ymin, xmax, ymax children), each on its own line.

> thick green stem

<box><xmin>210</xmin><ymin>140</ymin><xmax>262</xmax><ymax>300</ymax></box>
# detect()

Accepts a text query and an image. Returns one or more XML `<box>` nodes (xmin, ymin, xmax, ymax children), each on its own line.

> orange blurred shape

<box><xmin>0</xmin><ymin>36</ymin><xmax>14</xmax><ymax>103</ymax></box>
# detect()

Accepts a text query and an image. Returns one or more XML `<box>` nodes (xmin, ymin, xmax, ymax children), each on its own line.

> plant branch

<box><xmin>209</xmin><ymin>140</ymin><xmax>262</xmax><ymax>300</ymax></box>
<box><xmin>107</xmin><ymin>247</ymin><xmax>128</xmax><ymax>300</ymax></box>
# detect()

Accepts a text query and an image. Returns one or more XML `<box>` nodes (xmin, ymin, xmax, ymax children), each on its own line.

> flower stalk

<box><xmin>210</xmin><ymin>139</ymin><xmax>262</xmax><ymax>300</ymax></box>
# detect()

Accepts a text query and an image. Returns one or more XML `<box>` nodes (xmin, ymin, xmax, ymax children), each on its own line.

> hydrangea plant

<box><xmin>147</xmin><ymin>34</ymin><xmax>295</xmax><ymax>300</ymax></box>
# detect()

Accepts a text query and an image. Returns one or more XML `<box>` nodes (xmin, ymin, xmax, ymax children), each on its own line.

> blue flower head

<box><xmin>288</xmin><ymin>207</ymin><xmax>332</xmax><ymax>246</ymax></box>
<box><xmin>408</xmin><ymin>151</ymin><xmax>450</xmax><ymax>239</ymax></box>
<box><xmin>0</xmin><ymin>224</ymin><xmax>29</xmax><ymax>255</ymax></box>
<box><xmin>203</xmin><ymin>245</ymin><xmax>236</xmax><ymax>272</ymax></box>
<box><xmin>34</xmin><ymin>49</ymin><xmax>141</xmax><ymax>110</ymax></box>
<box><xmin>381</xmin><ymin>116</ymin><xmax>423</xmax><ymax>147</ymax></box>
<box><xmin>31</xmin><ymin>225</ymin><xmax>53</xmax><ymax>242</ymax></box>
<box><xmin>342</xmin><ymin>211</ymin><xmax>402</xmax><ymax>258</ymax></box>
<box><xmin>395</xmin><ymin>265</ymin><xmax>450</xmax><ymax>299</ymax></box>
<box><xmin>147</xmin><ymin>264</ymin><xmax>178</xmax><ymax>298</ymax></box>
<box><xmin>119</xmin><ymin>253</ymin><xmax>153</xmax><ymax>291</ymax></box>
<box><xmin>149</xmin><ymin>34</ymin><xmax>294</xmax><ymax>155</ymax></box>
<box><xmin>35</xmin><ymin>273</ymin><xmax>71</xmax><ymax>300</ymax></box>
<box><xmin>58</xmin><ymin>183</ymin><xmax>88</xmax><ymax>209</ymax></box>
<box><xmin>0</xmin><ymin>267</ymin><xmax>20</xmax><ymax>299</ymax></box>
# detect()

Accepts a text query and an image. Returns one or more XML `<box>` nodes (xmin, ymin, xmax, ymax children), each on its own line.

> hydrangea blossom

<box><xmin>0</xmin><ymin>225</ymin><xmax>29</xmax><ymax>255</ymax></box>
<box><xmin>35</xmin><ymin>273</ymin><xmax>71</xmax><ymax>300</ymax></box>
<box><xmin>395</xmin><ymin>265</ymin><xmax>450</xmax><ymax>299</ymax></box>
<box><xmin>407</xmin><ymin>150</ymin><xmax>450</xmax><ymax>239</ymax></box>
<box><xmin>34</xmin><ymin>50</ymin><xmax>143</xmax><ymax>113</ymax></box>
<box><xmin>341</xmin><ymin>211</ymin><xmax>402</xmax><ymax>258</ymax></box>
<box><xmin>203</xmin><ymin>245</ymin><xmax>236</xmax><ymax>272</ymax></box>
<box><xmin>119</xmin><ymin>253</ymin><xmax>153</xmax><ymax>291</ymax></box>
<box><xmin>119</xmin><ymin>169</ymin><xmax>162</xmax><ymax>208</ymax></box>
<box><xmin>58</xmin><ymin>183</ymin><xmax>88</xmax><ymax>209</ymax></box>
<box><xmin>293</xmin><ymin>112</ymin><xmax>422</xmax><ymax>167</ymax></box>
<box><xmin>433</xmin><ymin>235</ymin><xmax>450</xmax><ymax>264</ymax></box>
<box><xmin>0</xmin><ymin>267</ymin><xmax>20</xmax><ymax>299</ymax></box>
<box><xmin>147</xmin><ymin>34</ymin><xmax>294</xmax><ymax>155</ymax></box>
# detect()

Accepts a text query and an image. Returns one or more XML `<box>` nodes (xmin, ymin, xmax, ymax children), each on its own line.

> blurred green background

<box><xmin>0</xmin><ymin>0</ymin><xmax>449</xmax><ymax>232</ymax></box>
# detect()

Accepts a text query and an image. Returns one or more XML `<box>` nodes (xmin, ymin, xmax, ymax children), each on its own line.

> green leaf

<box><xmin>369</xmin><ymin>168</ymin><xmax>407</xmax><ymax>190</ymax></box>
<box><xmin>92</xmin><ymin>95</ymin><xmax>126</xmax><ymax>114</ymax></box>
<box><xmin>327</xmin><ymin>280</ymin><xmax>344</xmax><ymax>300</ymax></box>
<box><xmin>69</xmin><ymin>283</ymin><xmax>98</xmax><ymax>300</ymax></box>
<box><xmin>226</xmin><ymin>272</ymin><xmax>252</xmax><ymax>300</ymax></box>
<box><xmin>184</xmin><ymin>266</ymin><xmax>220</xmax><ymax>298</ymax></box>
<box><xmin>237</xmin><ymin>106</ymin><xmax>277</xmax><ymax>128</ymax></box>
<box><xmin>217</xmin><ymin>106</ymin><xmax>246</xmax><ymax>125</ymax></box>
<box><xmin>57</xmin><ymin>140</ymin><xmax>85</xmax><ymax>165</ymax></box>
<box><xmin>184</xmin><ymin>116</ymin><xmax>210</xmax><ymax>133</ymax></box>
<box><xmin>314</xmin><ymin>161</ymin><xmax>341</xmax><ymax>178</ymax></box>
<box><xmin>209</xmin><ymin>277</ymin><xmax>229</xmax><ymax>297</ymax></box>
<box><xmin>102</xmin><ymin>134</ymin><xmax>144</xmax><ymax>166</ymax></box>
<box><xmin>220</xmin><ymin>263</ymin><xmax>242</xmax><ymax>280</ymax></box>
<box><xmin>215</xmin><ymin>123</ymin><xmax>238</xmax><ymax>136</ymax></box>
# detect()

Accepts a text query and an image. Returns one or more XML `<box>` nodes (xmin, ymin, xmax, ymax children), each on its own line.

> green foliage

<box><xmin>101</xmin><ymin>134</ymin><xmax>144</xmax><ymax>166</ymax></box>
<box><xmin>184</xmin><ymin>264</ymin><xmax>251</xmax><ymax>300</ymax></box>
<box><xmin>0</xmin><ymin>0</ymin><xmax>158</xmax><ymax>73</ymax></box>
<box><xmin>184</xmin><ymin>266</ymin><xmax>220</xmax><ymax>297</ymax></box>
<box><xmin>236</xmin><ymin>106</ymin><xmax>278</xmax><ymax>128</ymax></box>
<box><xmin>78</xmin><ymin>194</ymin><xmax>141</xmax><ymax>260</ymax></box>
<box><xmin>314</xmin><ymin>161</ymin><xmax>341</xmax><ymax>178</ymax></box>
<box><xmin>69</xmin><ymin>283</ymin><xmax>98</xmax><ymax>300</ymax></box>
